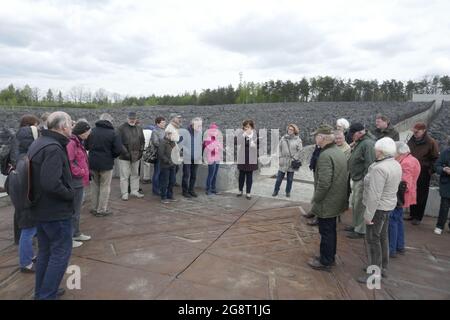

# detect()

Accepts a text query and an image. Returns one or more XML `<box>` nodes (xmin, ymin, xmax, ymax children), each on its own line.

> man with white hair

<box><xmin>357</xmin><ymin>137</ymin><xmax>402</xmax><ymax>283</ymax></box>
<box><xmin>28</xmin><ymin>111</ymin><xmax>75</xmax><ymax>299</ymax></box>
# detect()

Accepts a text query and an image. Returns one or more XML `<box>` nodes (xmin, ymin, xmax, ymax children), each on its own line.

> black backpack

<box><xmin>143</xmin><ymin>138</ymin><xmax>158</xmax><ymax>164</ymax></box>
<box><xmin>5</xmin><ymin>142</ymin><xmax>58</xmax><ymax>212</ymax></box>
<box><xmin>0</xmin><ymin>142</ymin><xmax>12</xmax><ymax>175</ymax></box>
<box><xmin>396</xmin><ymin>180</ymin><xmax>407</xmax><ymax>208</ymax></box>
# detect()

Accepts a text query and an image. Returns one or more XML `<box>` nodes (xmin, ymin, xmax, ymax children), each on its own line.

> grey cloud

<box><xmin>355</xmin><ymin>34</ymin><xmax>415</xmax><ymax>57</ymax></box>
<box><xmin>201</xmin><ymin>14</ymin><xmax>338</xmax><ymax>71</ymax></box>
<box><xmin>202</xmin><ymin>14</ymin><xmax>324</xmax><ymax>55</ymax></box>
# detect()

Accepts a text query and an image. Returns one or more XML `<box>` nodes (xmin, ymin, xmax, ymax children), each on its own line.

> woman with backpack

<box><xmin>10</xmin><ymin>114</ymin><xmax>40</xmax><ymax>272</ymax></box>
<box><xmin>66</xmin><ymin>120</ymin><xmax>92</xmax><ymax>248</ymax></box>
<box><xmin>272</xmin><ymin>124</ymin><xmax>303</xmax><ymax>198</ymax></box>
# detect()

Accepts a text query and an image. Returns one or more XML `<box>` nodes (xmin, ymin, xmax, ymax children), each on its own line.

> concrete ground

<box><xmin>0</xmin><ymin>178</ymin><xmax>450</xmax><ymax>300</ymax></box>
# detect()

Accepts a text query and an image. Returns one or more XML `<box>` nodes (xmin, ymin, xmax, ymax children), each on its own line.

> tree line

<box><xmin>1</xmin><ymin>75</ymin><xmax>449</xmax><ymax>108</ymax></box>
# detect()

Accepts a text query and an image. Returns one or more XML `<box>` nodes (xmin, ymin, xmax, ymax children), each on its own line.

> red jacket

<box><xmin>66</xmin><ymin>135</ymin><xmax>90</xmax><ymax>187</ymax></box>
<box><xmin>397</xmin><ymin>153</ymin><xmax>421</xmax><ymax>208</ymax></box>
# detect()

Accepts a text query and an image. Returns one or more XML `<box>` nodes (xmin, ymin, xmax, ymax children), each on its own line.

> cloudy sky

<box><xmin>1</xmin><ymin>0</ymin><xmax>449</xmax><ymax>97</ymax></box>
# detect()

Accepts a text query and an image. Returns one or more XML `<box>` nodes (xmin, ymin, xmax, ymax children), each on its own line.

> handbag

<box><xmin>285</xmin><ymin>138</ymin><xmax>302</xmax><ymax>170</ymax></box>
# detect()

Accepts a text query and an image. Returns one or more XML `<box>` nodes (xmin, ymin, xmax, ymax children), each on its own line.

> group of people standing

<box><xmin>304</xmin><ymin>114</ymin><xmax>449</xmax><ymax>285</ymax></box>
<box><xmin>4</xmin><ymin>108</ymin><xmax>450</xmax><ymax>298</ymax></box>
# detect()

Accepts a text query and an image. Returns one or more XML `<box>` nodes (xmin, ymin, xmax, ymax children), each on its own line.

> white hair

<box><xmin>191</xmin><ymin>117</ymin><xmax>202</xmax><ymax>124</ymax></box>
<box><xmin>99</xmin><ymin>113</ymin><xmax>113</xmax><ymax>123</ymax></box>
<box><xmin>47</xmin><ymin>111</ymin><xmax>72</xmax><ymax>131</ymax></box>
<box><xmin>396</xmin><ymin>141</ymin><xmax>410</xmax><ymax>155</ymax></box>
<box><xmin>375</xmin><ymin>137</ymin><xmax>397</xmax><ymax>157</ymax></box>
<box><xmin>336</xmin><ymin>118</ymin><xmax>350</xmax><ymax>130</ymax></box>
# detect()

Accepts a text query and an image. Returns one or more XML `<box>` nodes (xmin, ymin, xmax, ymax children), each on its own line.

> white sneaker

<box><xmin>122</xmin><ymin>194</ymin><xmax>129</xmax><ymax>201</ymax></box>
<box><xmin>73</xmin><ymin>234</ymin><xmax>91</xmax><ymax>241</ymax></box>
<box><xmin>434</xmin><ymin>227</ymin><xmax>443</xmax><ymax>235</ymax></box>
<box><xmin>130</xmin><ymin>192</ymin><xmax>144</xmax><ymax>198</ymax></box>
<box><xmin>72</xmin><ymin>240</ymin><xmax>83</xmax><ymax>248</ymax></box>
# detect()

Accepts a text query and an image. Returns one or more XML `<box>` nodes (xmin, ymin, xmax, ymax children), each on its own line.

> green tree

<box><xmin>298</xmin><ymin>78</ymin><xmax>310</xmax><ymax>102</ymax></box>
<box><xmin>439</xmin><ymin>75</ymin><xmax>450</xmax><ymax>94</ymax></box>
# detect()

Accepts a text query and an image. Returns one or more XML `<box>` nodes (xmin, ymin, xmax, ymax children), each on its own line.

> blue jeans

<box><xmin>160</xmin><ymin>166</ymin><xmax>176</xmax><ymax>200</ymax></box>
<box><xmin>388</xmin><ymin>207</ymin><xmax>405</xmax><ymax>254</ymax></box>
<box><xmin>152</xmin><ymin>160</ymin><xmax>161</xmax><ymax>195</ymax></box>
<box><xmin>19</xmin><ymin>227</ymin><xmax>36</xmax><ymax>268</ymax></box>
<box><xmin>206</xmin><ymin>162</ymin><xmax>220</xmax><ymax>194</ymax></box>
<box><xmin>35</xmin><ymin>219</ymin><xmax>73</xmax><ymax>300</ymax></box>
<box><xmin>274</xmin><ymin>170</ymin><xmax>295</xmax><ymax>194</ymax></box>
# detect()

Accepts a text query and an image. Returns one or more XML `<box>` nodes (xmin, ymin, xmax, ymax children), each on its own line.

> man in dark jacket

<box><xmin>86</xmin><ymin>113</ymin><xmax>122</xmax><ymax>216</ymax></box>
<box><xmin>406</xmin><ymin>122</ymin><xmax>439</xmax><ymax>224</ymax></box>
<box><xmin>118</xmin><ymin>112</ymin><xmax>145</xmax><ymax>201</ymax></box>
<box><xmin>11</xmin><ymin>114</ymin><xmax>40</xmax><ymax>271</ymax></box>
<box><xmin>373</xmin><ymin>114</ymin><xmax>400</xmax><ymax>141</ymax></box>
<box><xmin>29</xmin><ymin>111</ymin><xmax>74</xmax><ymax>300</ymax></box>
<box><xmin>180</xmin><ymin>117</ymin><xmax>203</xmax><ymax>198</ymax></box>
<box><xmin>434</xmin><ymin>143</ymin><xmax>450</xmax><ymax>234</ymax></box>
<box><xmin>158</xmin><ymin>131</ymin><xmax>178</xmax><ymax>203</ymax></box>
<box><xmin>150</xmin><ymin>116</ymin><xmax>166</xmax><ymax>195</ymax></box>
<box><xmin>347</xmin><ymin>123</ymin><xmax>376</xmax><ymax>239</ymax></box>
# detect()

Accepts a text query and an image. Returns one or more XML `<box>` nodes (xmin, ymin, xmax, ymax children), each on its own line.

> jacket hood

<box><xmin>95</xmin><ymin>120</ymin><xmax>114</xmax><ymax>129</ymax></box>
<box><xmin>41</xmin><ymin>129</ymin><xmax>70</xmax><ymax>147</ymax></box>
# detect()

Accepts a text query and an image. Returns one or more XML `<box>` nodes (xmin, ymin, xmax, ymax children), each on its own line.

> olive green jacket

<box><xmin>348</xmin><ymin>132</ymin><xmax>376</xmax><ymax>181</ymax></box>
<box><xmin>311</xmin><ymin>143</ymin><xmax>349</xmax><ymax>218</ymax></box>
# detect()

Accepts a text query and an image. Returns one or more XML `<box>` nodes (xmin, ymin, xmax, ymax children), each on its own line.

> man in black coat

<box><xmin>86</xmin><ymin>113</ymin><xmax>123</xmax><ymax>216</ymax></box>
<box><xmin>28</xmin><ymin>111</ymin><xmax>74</xmax><ymax>300</ymax></box>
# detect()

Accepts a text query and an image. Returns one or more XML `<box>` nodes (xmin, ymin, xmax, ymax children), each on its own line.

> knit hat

<box><xmin>348</xmin><ymin>122</ymin><xmax>365</xmax><ymax>136</ymax></box>
<box><xmin>209</xmin><ymin>122</ymin><xmax>219</xmax><ymax>130</ymax></box>
<box><xmin>72</xmin><ymin>121</ymin><xmax>91</xmax><ymax>136</ymax></box>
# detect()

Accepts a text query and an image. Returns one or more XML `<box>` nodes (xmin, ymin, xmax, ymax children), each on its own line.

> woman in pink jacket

<box><xmin>66</xmin><ymin>120</ymin><xmax>92</xmax><ymax>248</ymax></box>
<box><xmin>389</xmin><ymin>141</ymin><xmax>421</xmax><ymax>257</ymax></box>
<box><xmin>203</xmin><ymin>123</ymin><xmax>223</xmax><ymax>195</ymax></box>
